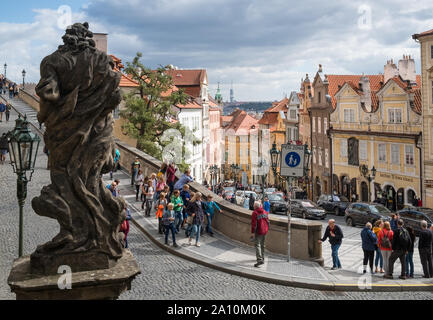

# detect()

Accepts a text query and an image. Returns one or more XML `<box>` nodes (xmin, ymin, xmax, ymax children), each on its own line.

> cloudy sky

<box><xmin>3</xmin><ymin>0</ymin><xmax>433</xmax><ymax>101</ymax></box>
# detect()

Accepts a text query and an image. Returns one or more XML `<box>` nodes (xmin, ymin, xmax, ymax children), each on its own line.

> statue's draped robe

<box><xmin>32</xmin><ymin>45</ymin><xmax>124</xmax><ymax>261</ymax></box>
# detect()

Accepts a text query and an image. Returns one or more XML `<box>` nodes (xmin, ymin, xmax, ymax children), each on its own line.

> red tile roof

<box><xmin>327</xmin><ymin>75</ymin><xmax>384</xmax><ymax>110</ymax></box>
<box><xmin>258</xmin><ymin>112</ymin><xmax>279</xmax><ymax>125</ymax></box>
<box><xmin>166</xmin><ymin>69</ymin><xmax>206</xmax><ymax>86</ymax></box>
<box><xmin>176</xmin><ymin>99</ymin><xmax>203</xmax><ymax>110</ymax></box>
<box><xmin>265</xmin><ymin>98</ymin><xmax>289</xmax><ymax>113</ymax></box>
<box><xmin>328</xmin><ymin>74</ymin><xmax>422</xmax><ymax>114</ymax></box>
<box><xmin>110</xmin><ymin>54</ymin><xmax>139</xmax><ymax>88</ymax></box>
<box><xmin>413</xmin><ymin>29</ymin><xmax>433</xmax><ymax>39</ymax></box>
<box><xmin>413</xmin><ymin>89</ymin><xmax>422</xmax><ymax>114</ymax></box>
<box><xmin>224</xmin><ymin>110</ymin><xmax>258</xmax><ymax>133</ymax></box>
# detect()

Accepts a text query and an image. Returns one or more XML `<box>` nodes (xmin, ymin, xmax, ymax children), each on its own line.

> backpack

<box><xmin>381</xmin><ymin>230</ymin><xmax>391</xmax><ymax>249</ymax></box>
<box><xmin>398</xmin><ymin>228</ymin><xmax>411</xmax><ymax>250</ymax></box>
<box><xmin>0</xmin><ymin>103</ymin><xmax>5</xmax><ymax>112</ymax></box>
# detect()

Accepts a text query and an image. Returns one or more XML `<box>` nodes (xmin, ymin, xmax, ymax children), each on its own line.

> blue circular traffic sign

<box><xmin>285</xmin><ymin>152</ymin><xmax>301</xmax><ymax>168</ymax></box>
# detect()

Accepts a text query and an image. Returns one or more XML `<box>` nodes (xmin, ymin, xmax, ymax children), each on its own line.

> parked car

<box><xmin>235</xmin><ymin>191</ymin><xmax>258</xmax><ymax>206</ymax></box>
<box><xmin>267</xmin><ymin>193</ymin><xmax>288</xmax><ymax>215</ymax></box>
<box><xmin>397</xmin><ymin>207</ymin><xmax>433</xmax><ymax>236</ymax></box>
<box><xmin>223</xmin><ymin>187</ymin><xmax>236</xmax><ymax>202</ymax></box>
<box><xmin>317</xmin><ymin>194</ymin><xmax>350</xmax><ymax>216</ymax></box>
<box><xmin>345</xmin><ymin>202</ymin><xmax>392</xmax><ymax>227</ymax></box>
<box><xmin>264</xmin><ymin>188</ymin><xmax>277</xmax><ymax>193</ymax></box>
<box><xmin>289</xmin><ymin>200</ymin><xmax>326</xmax><ymax>220</ymax></box>
<box><xmin>250</xmin><ymin>184</ymin><xmax>262</xmax><ymax>193</ymax></box>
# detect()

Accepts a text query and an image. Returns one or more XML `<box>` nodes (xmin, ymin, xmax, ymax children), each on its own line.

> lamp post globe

<box><xmin>22</xmin><ymin>69</ymin><xmax>26</xmax><ymax>89</ymax></box>
<box><xmin>4</xmin><ymin>63</ymin><xmax>7</xmax><ymax>78</ymax></box>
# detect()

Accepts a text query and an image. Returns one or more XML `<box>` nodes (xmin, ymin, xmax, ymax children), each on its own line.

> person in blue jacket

<box><xmin>263</xmin><ymin>196</ymin><xmax>271</xmax><ymax>213</ymax></box>
<box><xmin>205</xmin><ymin>195</ymin><xmax>222</xmax><ymax>236</ymax></box>
<box><xmin>361</xmin><ymin>222</ymin><xmax>378</xmax><ymax>274</ymax></box>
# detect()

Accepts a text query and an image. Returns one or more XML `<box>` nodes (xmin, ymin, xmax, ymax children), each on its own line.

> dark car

<box><xmin>397</xmin><ymin>207</ymin><xmax>433</xmax><ymax>236</ymax></box>
<box><xmin>290</xmin><ymin>200</ymin><xmax>326</xmax><ymax>220</ymax></box>
<box><xmin>268</xmin><ymin>193</ymin><xmax>288</xmax><ymax>215</ymax></box>
<box><xmin>317</xmin><ymin>194</ymin><xmax>350</xmax><ymax>216</ymax></box>
<box><xmin>345</xmin><ymin>202</ymin><xmax>392</xmax><ymax>227</ymax></box>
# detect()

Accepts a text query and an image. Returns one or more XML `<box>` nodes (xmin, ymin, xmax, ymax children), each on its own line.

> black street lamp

<box><xmin>7</xmin><ymin>114</ymin><xmax>41</xmax><ymax>257</ymax></box>
<box><xmin>22</xmin><ymin>69</ymin><xmax>26</xmax><ymax>90</ymax></box>
<box><xmin>359</xmin><ymin>165</ymin><xmax>376</xmax><ymax>202</ymax></box>
<box><xmin>4</xmin><ymin>63</ymin><xmax>7</xmax><ymax>79</ymax></box>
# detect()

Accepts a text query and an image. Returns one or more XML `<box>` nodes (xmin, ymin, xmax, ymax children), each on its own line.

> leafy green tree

<box><xmin>120</xmin><ymin>52</ymin><xmax>200</xmax><ymax>172</ymax></box>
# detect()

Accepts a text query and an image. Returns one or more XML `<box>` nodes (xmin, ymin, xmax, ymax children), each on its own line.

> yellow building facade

<box><xmin>330</xmin><ymin>73</ymin><xmax>422</xmax><ymax>210</ymax></box>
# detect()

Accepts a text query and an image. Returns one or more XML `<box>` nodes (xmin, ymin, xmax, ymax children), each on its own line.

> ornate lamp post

<box><xmin>4</xmin><ymin>63</ymin><xmax>7</xmax><ymax>79</ymax></box>
<box><xmin>7</xmin><ymin>115</ymin><xmax>41</xmax><ymax>257</ymax></box>
<box><xmin>22</xmin><ymin>69</ymin><xmax>26</xmax><ymax>90</ymax></box>
<box><xmin>359</xmin><ymin>165</ymin><xmax>376</xmax><ymax>202</ymax></box>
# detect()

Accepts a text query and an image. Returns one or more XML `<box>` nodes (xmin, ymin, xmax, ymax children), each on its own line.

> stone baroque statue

<box><xmin>31</xmin><ymin>22</ymin><xmax>125</xmax><ymax>274</ymax></box>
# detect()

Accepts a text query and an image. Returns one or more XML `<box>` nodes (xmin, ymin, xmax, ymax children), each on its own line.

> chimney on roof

<box><xmin>398</xmin><ymin>54</ymin><xmax>416</xmax><ymax>84</ymax></box>
<box><xmin>359</xmin><ymin>75</ymin><xmax>372</xmax><ymax>112</ymax></box>
<box><xmin>384</xmin><ymin>58</ymin><xmax>399</xmax><ymax>83</ymax></box>
<box><xmin>93</xmin><ymin>33</ymin><xmax>108</xmax><ymax>53</ymax></box>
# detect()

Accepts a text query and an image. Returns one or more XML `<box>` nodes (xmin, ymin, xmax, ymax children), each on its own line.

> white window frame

<box><xmin>343</xmin><ymin>109</ymin><xmax>355</xmax><ymax>123</ymax></box>
<box><xmin>325</xmin><ymin>148</ymin><xmax>329</xmax><ymax>168</ymax></box>
<box><xmin>318</xmin><ymin>117</ymin><xmax>321</xmax><ymax>134</ymax></box>
<box><xmin>378</xmin><ymin>144</ymin><xmax>386</xmax><ymax>162</ymax></box>
<box><xmin>405</xmin><ymin>145</ymin><xmax>414</xmax><ymax>166</ymax></box>
<box><xmin>312</xmin><ymin>117</ymin><xmax>316</xmax><ymax>133</ymax></box>
<box><xmin>340</xmin><ymin>139</ymin><xmax>348</xmax><ymax>158</ymax></box>
<box><xmin>391</xmin><ymin>144</ymin><xmax>400</xmax><ymax>165</ymax></box>
<box><xmin>359</xmin><ymin>140</ymin><xmax>367</xmax><ymax>161</ymax></box>
<box><xmin>324</xmin><ymin>117</ymin><xmax>328</xmax><ymax>133</ymax></box>
<box><xmin>313</xmin><ymin>147</ymin><xmax>317</xmax><ymax>164</ymax></box>
<box><xmin>318</xmin><ymin>148</ymin><xmax>323</xmax><ymax>166</ymax></box>
<box><xmin>388</xmin><ymin>108</ymin><xmax>402</xmax><ymax>124</ymax></box>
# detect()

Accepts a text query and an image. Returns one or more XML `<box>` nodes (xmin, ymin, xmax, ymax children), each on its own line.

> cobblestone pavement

<box><xmin>1</xmin><ymin>106</ymin><xmax>433</xmax><ymax>300</ymax></box>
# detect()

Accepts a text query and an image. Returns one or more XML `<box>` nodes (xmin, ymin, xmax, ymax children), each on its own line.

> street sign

<box><xmin>280</xmin><ymin>144</ymin><xmax>305</xmax><ymax>177</ymax></box>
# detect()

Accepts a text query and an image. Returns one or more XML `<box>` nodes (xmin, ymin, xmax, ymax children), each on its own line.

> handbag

<box><xmin>186</xmin><ymin>215</ymin><xmax>193</xmax><ymax>225</ymax></box>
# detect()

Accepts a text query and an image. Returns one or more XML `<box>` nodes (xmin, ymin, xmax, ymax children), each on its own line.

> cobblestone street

<box><xmin>1</xmin><ymin>109</ymin><xmax>433</xmax><ymax>300</ymax></box>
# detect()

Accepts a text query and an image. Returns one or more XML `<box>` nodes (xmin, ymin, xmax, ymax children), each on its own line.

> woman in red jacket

<box><xmin>377</xmin><ymin>221</ymin><xmax>393</xmax><ymax>277</ymax></box>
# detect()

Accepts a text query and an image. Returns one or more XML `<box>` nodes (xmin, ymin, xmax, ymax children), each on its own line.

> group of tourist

<box><xmin>0</xmin><ymin>77</ymin><xmax>19</xmax><ymax>99</ymax></box>
<box><xmin>319</xmin><ymin>214</ymin><xmax>433</xmax><ymax>279</ymax></box>
<box><xmin>129</xmin><ymin>159</ymin><xmax>223</xmax><ymax>248</ymax></box>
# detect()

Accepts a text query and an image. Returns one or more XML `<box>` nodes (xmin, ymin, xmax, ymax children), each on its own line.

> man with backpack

<box><xmin>386</xmin><ymin>219</ymin><xmax>411</xmax><ymax>279</ymax></box>
<box><xmin>251</xmin><ymin>201</ymin><xmax>270</xmax><ymax>268</ymax></box>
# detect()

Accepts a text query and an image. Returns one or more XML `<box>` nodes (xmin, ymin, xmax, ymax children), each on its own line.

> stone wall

<box><xmin>18</xmin><ymin>90</ymin><xmax>40</xmax><ymax>112</ymax></box>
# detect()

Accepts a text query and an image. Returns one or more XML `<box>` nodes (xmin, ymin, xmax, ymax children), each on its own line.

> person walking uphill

<box><xmin>188</xmin><ymin>192</ymin><xmax>206</xmax><ymax>247</ymax></box>
<box><xmin>163</xmin><ymin>203</ymin><xmax>178</xmax><ymax>248</ymax></box>
<box><xmin>318</xmin><ymin>219</ymin><xmax>344</xmax><ymax>270</ymax></box>
<box><xmin>130</xmin><ymin>157</ymin><xmax>141</xmax><ymax>186</ymax></box>
<box><xmin>205</xmin><ymin>195</ymin><xmax>222</xmax><ymax>237</ymax></box>
<box><xmin>166</xmin><ymin>161</ymin><xmax>177</xmax><ymax>195</ymax></box>
<box><xmin>361</xmin><ymin>222</ymin><xmax>377</xmax><ymax>274</ymax></box>
<box><xmin>251</xmin><ymin>201</ymin><xmax>270</xmax><ymax>268</ymax></box>
<box><xmin>174</xmin><ymin>169</ymin><xmax>194</xmax><ymax>191</ymax></box>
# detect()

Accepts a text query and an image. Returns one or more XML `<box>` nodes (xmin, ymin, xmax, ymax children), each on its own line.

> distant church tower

<box><xmin>230</xmin><ymin>81</ymin><xmax>234</xmax><ymax>103</ymax></box>
<box><xmin>215</xmin><ymin>82</ymin><xmax>223</xmax><ymax>105</ymax></box>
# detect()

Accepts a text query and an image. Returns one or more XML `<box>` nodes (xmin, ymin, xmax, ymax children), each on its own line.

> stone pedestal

<box><xmin>8</xmin><ymin>250</ymin><xmax>140</xmax><ymax>300</ymax></box>
<box><xmin>291</xmin><ymin>220</ymin><xmax>324</xmax><ymax>266</ymax></box>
